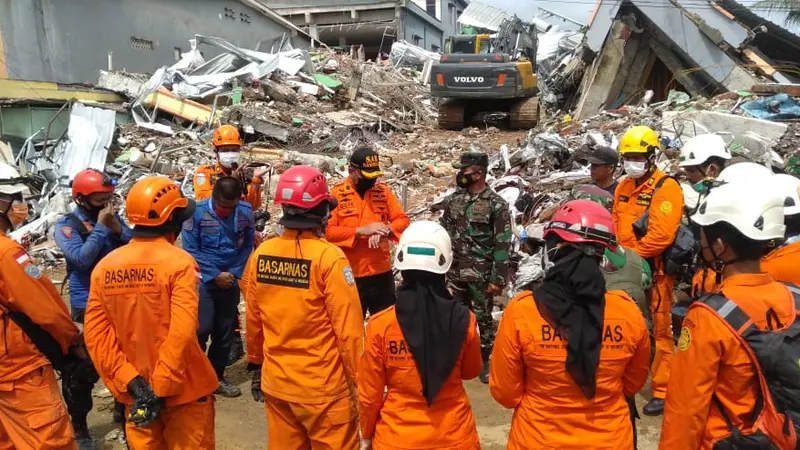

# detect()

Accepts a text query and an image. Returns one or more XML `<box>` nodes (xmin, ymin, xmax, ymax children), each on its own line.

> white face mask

<box><xmin>218</xmin><ymin>152</ymin><xmax>240</xmax><ymax>169</ymax></box>
<box><xmin>623</xmin><ymin>160</ymin><xmax>648</xmax><ymax>178</ymax></box>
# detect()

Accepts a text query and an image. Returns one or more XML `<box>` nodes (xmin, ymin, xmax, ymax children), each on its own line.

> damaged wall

<box><xmin>0</xmin><ymin>0</ymin><xmax>310</xmax><ymax>84</ymax></box>
<box><xmin>401</xmin><ymin>2</ymin><xmax>446</xmax><ymax>52</ymax></box>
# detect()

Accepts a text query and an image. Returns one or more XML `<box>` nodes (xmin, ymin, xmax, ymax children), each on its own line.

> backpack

<box><xmin>696</xmin><ymin>284</ymin><xmax>800</xmax><ymax>449</ymax></box>
<box><xmin>60</xmin><ymin>213</ymin><xmax>93</xmax><ymax>295</ymax></box>
<box><xmin>632</xmin><ymin>175</ymin><xmax>697</xmax><ymax>277</ymax></box>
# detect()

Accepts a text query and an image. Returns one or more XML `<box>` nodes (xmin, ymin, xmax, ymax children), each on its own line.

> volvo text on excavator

<box><xmin>430</xmin><ymin>17</ymin><xmax>540</xmax><ymax>130</ymax></box>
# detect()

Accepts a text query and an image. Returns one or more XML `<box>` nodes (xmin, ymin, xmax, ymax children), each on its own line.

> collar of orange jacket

<box><xmin>720</xmin><ymin>272</ymin><xmax>775</xmax><ymax>289</ymax></box>
<box><xmin>131</xmin><ymin>236</ymin><xmax>171</xmax><ymax>244</ymax></box>
<box><xmin>212</xmin><ymin>163</ymin><xmax>232</xmax><ymax>176</ymax></box>
<box><xmin>631</xmin><ymin>168</ymin><xmax>665</xmax><ymax>190</ymax></box>
<box><xmin>280</xmin><ymin>228</ymin><xmax>322</xmax><ymax>240</ymax></box>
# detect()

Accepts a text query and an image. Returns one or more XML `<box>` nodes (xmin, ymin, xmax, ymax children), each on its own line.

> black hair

<box><xmin>701</xmin><ymin>156</ymin><xmax>727</xmax><ymax>173</ymax></box>
<box><xmin>786</xmin><ymin>214</ymin><xmax>800</xmax><ymax>237</ymax></box>
<box><xmin>213</xmin><ymin>177</ymin><xmax>242</xmax><ymax>201</ymax></box>
<box><xmin>703</xmin><ymin>221</ymin><xmax>770</xmax><ymax>260</ymax></box>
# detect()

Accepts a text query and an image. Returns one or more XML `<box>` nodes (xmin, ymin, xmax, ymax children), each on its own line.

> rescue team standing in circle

<box><xmin>2</xmin><ymin>122</ymin><xmax>799</xmax><ymax>450</ymax></box>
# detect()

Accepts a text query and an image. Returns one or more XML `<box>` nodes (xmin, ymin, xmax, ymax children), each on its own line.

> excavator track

<box><xmin>437</xmin><ymin>100</ymin><xmax>466</xmax><ymax>130</ymax></box>
<box><xmin>509</xmin><ymin>96</ymin><xmax>540</xmax><ymax>130</ymax></box>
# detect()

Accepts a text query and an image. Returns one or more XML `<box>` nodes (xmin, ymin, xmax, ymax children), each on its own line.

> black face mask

<box><xmin>81</xmin><ymin>202</ymin><xmax>104</xmax><ymax>221</ymax></box>
<box><xmin>355</xmin><ymin>177</ymin><xmax>377</xmax><ymax>196</ymax></box>
<box><xmin>456</xmin><ymin>170</ymin><xmax>476</xmax><ymax>189</ymax></box>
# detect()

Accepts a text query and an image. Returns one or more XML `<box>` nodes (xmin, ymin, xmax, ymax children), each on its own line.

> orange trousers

<box><xmin>650</xmin><ymin>274</ymin><xmax>675</xmax><ymax>398</ymax></box>
<box><xmin>265</xmin><ymin>394</ymin><xmax>359</xmax><ymax>450</ymax></box>
<box><xmin>126</xmin><ymin>396</ymin><xmax>215</xmax><ymax>450</ymax></box>
<box><xmin>0</xmin><ymin>366</ymin><xmax>77</xmax><ymax>450</ymax></box>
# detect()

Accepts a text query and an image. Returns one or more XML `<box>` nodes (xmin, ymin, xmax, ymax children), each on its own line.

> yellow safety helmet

<box><xmin>619</xmin><ymin>125</ymin><xmax>659</xmax><ymax>155</ymax></box>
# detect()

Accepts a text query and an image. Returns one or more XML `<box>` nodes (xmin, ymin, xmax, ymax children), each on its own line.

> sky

<box><xmin>490</xmin><ymin>0</ymin><xmax>800</xmax><ymax>34</ymax></box>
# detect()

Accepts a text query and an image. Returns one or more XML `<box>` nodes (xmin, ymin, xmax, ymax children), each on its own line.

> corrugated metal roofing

<box><xmin>457</xmin><ymin>1</ymin><xmax>512</xmax><ymax>32</ymax></box>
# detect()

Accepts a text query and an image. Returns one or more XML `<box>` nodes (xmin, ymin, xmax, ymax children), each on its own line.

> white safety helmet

<box><xmin>717</xmin><ymin>161</ymin><xmax>772</xmax><ymax>184</ymax></box>
<box><xmin>679</xmin><ymin>134</ymin><xmax>732</xmax><ymax>168</ymax></box>
<box><xmin>0</xmin><ymin>163</ymin><xmax>28</xmax><ymax>196</ymax></box>
<box><xmin>691</xmin><ymin>181</ymin><xmax>785</xmax><ymax>241</ymax></box>
<box><xmin>394</xmin><ymin>220</ymin><xmax>453</xmax><ymax>274</ymax></box>
<box><xmin>770</xmin><ymin>173</ymin><xmax>800</xmax><ymax>217</ymax></box>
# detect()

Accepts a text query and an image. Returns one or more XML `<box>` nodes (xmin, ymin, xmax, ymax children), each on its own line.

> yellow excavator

<box><xmin>430</xmin><ymin>18</ymin><xmax>539</xmax><ymax>130</ymax></box>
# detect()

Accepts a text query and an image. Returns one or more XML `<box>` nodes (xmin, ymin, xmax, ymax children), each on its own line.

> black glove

<box><xmin>248</xmin><ymin>363</ymin><xmax>264</xmax><ymax>402</ymax></box>
<box><xmin>126</xmin><ymin>376</ymin><xmax>163</xmax><ymax>427</ymax></box>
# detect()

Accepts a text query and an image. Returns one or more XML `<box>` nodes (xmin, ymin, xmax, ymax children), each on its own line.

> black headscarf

<box><xmin>396</xmin><ymin>270</ymin><xmax>470</xmax><ymax>406</ymax></box>
<box><xmin>533</xmin><ymin>245</ymin><xmax>606</xmax><ymax>399</ymax></box>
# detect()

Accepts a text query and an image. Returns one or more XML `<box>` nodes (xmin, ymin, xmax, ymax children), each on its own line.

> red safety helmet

<box><xmin>274</xmin><ymin>165</ymin><xmax>335</xmax><ymax>209</ymax></box>
<box><xmin>543</xmin><ymin>199</ymin><xmax>617</xmax><ymax>250</ymax></box>
<box><xmin>71</xmin><ymin>169</ymin><xmax>116</xmax><ymax>200</ymax></box>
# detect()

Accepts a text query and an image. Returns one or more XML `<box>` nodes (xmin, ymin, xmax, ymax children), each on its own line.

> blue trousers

<box><xmin>197</xmin><ymin>282</ymin><xmax>240</xmax><ymax>379</ymax></box>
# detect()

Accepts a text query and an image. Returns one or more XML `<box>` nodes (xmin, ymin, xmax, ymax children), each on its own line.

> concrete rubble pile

<box><xmin>0</xmin><ymin>34</ymin><xmax>445</xmax><ymax>264</ymax></box>
<box><xmin>417</xmin><ymin>88</ymin><xmax>800</xmax><ymax>292</ymax></box>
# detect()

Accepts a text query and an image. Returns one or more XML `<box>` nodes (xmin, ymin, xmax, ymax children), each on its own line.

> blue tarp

<box><xmin>741</xmin><ymin>93</ymin><xmax>800</xmax><ymax>121</ymax></box>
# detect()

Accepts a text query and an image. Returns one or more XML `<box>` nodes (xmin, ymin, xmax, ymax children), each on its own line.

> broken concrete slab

<box><xmin>662</xmin><ymin>109</ymin><xmax>788</xmax><ymax>144</ymax></box>
<box><xmin>238</xmin><ymin>116</ymin><xmax>290</xmax><ymax>143</ymax></box>
<box><xmin>263</xmin><ymin>79</ymin><xmax>297</xmax><ymax>104</ymax></box>
<box><xmin>97</xmin><ymin>71</ymin><xmax>145</xmax><ymax>98</ymax></box>
<box><xmin>283</xmin><ymin>80</ymin><xmax>321</xmax><ymax>96</ymax></box>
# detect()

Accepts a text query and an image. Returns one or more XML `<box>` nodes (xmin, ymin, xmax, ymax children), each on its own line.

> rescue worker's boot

<box><xmin>642</xmin><ymin>398</ymin><xmax>665</xmax><ymax>416</ymax></box>
<box><xmin>215</xmin><ymin>379</ymin><xmax>242</xmax><ymax>398</ymax></box>
<box><xmin>73</xmin><ymin>420</ymin><xmax>98</xmax><ymax>450</ymax></box>
<box><xmin>480</xmin><ymin>348</ymin><xmax>491</xmax><ymax>384</ymax></box>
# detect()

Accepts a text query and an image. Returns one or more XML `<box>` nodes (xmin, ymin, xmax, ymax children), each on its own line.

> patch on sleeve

<box><xmin>182</xmin><ymin>219</ymin><xmax>194</xmax><ymax>231</ymax></box>
<box><xmin>13</xmin><ymin>250</ymin><xmax>30</xmax><ymax>266</ymax></box>
<box><xmin>343</xmin><ymin>266</ymin><xmax>355</xmax><ymax>286</ymax></box>
<box><xmin>196</xmin><ymin>173</ymin><xmax>207</xmax><ymax>186</ymax></box>
<box><xmin>25</xmin><ymin>264</ymin><xmax>41</xmax><ymax>279</ymax></box>
<box><xmin>60</xmin><ymin>226</ymin><xmax>73</xmax><ymax>239</ymax></box>
<box><xmin>659</xmin><ymin>200</ymin><xmax>673</xmax><ymax>215</ymax></box>
<box><xmin>677</xmin><ymin>326</ymin><xmax>691</xmax><ymax>351</ymax></box>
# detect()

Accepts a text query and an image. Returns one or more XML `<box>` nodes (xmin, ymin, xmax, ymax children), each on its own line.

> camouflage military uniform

<box><xmin>440</xmin><ymin>186</ymin><xmax>512</xmax><ymax>351</ymax></box>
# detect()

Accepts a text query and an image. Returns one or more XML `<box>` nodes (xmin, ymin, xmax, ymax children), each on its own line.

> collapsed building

<box><xmin>573</xmin><ymin>0</ymin><xmax>800</xmax><ymax>119</ymax></box>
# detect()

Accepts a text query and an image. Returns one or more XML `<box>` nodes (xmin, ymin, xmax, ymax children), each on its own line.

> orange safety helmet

<box><xmin>213</xmin><ymin>124</ymin><xmax>242</xmax><ymax>148</ymax></box>
<box><xmin>126</xmin><ymin>176</ymin><xmax>194</xmax><ymax>228</ymax></box>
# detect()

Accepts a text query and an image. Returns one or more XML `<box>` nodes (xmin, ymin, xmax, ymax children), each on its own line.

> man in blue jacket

<box><xmin>54</xmin><ymin>168</ymin><xmax>132</xmax><ymax>449</ymax></box>
<box><xmin>181</xmin><ymin>176</ymin><xmax>254</xmax><ymax>397</ymax></box>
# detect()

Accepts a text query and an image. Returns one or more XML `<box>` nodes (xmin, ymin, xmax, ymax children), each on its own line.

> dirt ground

<box><xmin>86</xmin><ymin>366</ymin><xmax>663</xmax><ymax>449</ymax></box>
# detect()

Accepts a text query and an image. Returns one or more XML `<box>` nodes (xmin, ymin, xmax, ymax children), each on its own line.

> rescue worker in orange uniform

<box><xmin>193</xmin><ymin>124</ymin><xmax>268</xmax><ymax>364</ymax></box>
<box><xmin>490</xmin><ymin>200</ymin><xmax>651</xmax><ymax>449</ymax></box>
<box><xmin>685</xmin><ymin>163</ymin><xmax>774</xmax><ymax>299</ymax></box>
<box><xmin>0</xmin><ymin>163</ymin><xmax>80</xmax><ymax>449</ymax></box>
<box><xmin>760</xmin><ymin>173</ymin><xmax>800</xmax><ymax>286</ymax></box>
<box><xmin>659</xmin><ymin>181</ymin><xmax>791</xmax><ymax>449</ymax></box>
<box><xmin>84</xmin><ymin>176</ymin><xmax>219</xmax><ymax>449</ymax></box>
<box><xmin>678</xmin><ymin>134</ymin><xmax>730</xmax><ymax>301</ymax></box>
<box><xmin>358</xmin><ymin>221</ymin><xmax>482</xmax><ymax>450</ymax></box>
<box><xmin>244</xmin><ymin>165</ymin><xmax>363</xmax><ymax>449</ymax></box>
<box><xmin>327</xmin><ymin>147</ymin><xmax>410</xmax><ymax>317</ymax></box>
<box><xmin>193</xmin><ymin>124</ymin><xmax>267</xmax><ymax>209</ymax></box>
<box><xmin>612</xmin><ymin>125</ymin><xmax>684</xmax><ymax>416</ymax></box>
